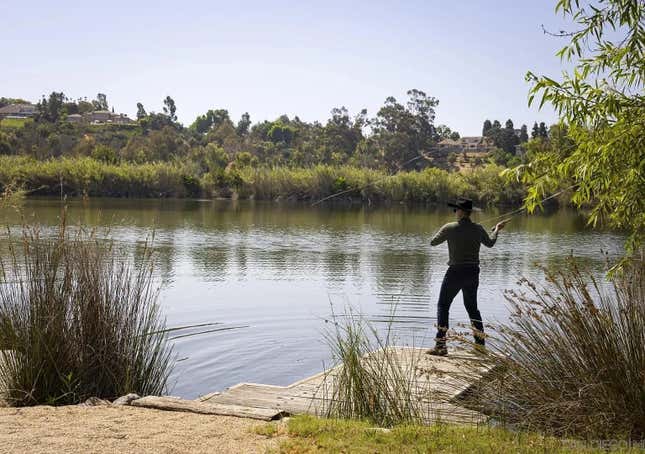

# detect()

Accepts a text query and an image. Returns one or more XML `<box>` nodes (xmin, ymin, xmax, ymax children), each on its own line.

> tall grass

<box><xmin>467</xmin><ymin>258</ymin><xmax>645</xmax><ymax>441</ymax></box>
<box><xmin>0</xmin><ymin>219</ymin><xmax>173</xmax><ymax>406</ymax></box>
<box><xmin>0</xmin><ymin>155</ymin><xmax>527</xmax><ymax>205</ymax></box>
<box><xmin>0</xmin><ymin>156</ymin><xmax>193</xmax><ymax>198</ymax></box>
<box><xmin>234</xmin><ymin>164</ymin><xmax>526</xmax><ymax>205</ymax></box>
<box><xmin>321</xmin><ymin>307</ymin><xmax>426</xmax><ymax>427</ymax></box>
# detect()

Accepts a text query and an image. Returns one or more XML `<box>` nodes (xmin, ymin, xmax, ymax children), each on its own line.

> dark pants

<box><xmin>435</xmin><ymin>265</ymin><xmax>485</xmax><ymax>346</ymax></box>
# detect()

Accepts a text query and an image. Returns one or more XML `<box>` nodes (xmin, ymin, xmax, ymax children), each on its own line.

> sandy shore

<box><xmin>0</xmin><ymin>405</ymin><xmax>283</xmax><ymax>454</ymax></box>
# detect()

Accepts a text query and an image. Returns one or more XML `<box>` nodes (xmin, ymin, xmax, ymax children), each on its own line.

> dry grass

<box><xmin>465</xmin><ymin>257</ymin><xmax>645</xmax><ymax>441</ymax></box>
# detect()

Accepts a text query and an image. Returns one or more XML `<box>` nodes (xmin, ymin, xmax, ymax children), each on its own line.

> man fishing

<box><xmin>427</xmin><ymin>197</ymin><xmax>507</xmax><ymax>356</ymax></box>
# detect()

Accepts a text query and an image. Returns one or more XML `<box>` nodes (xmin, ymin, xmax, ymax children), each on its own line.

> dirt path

<box><xmin>0</xmin><ymin>405</ymin><xmax>282</xmax><ymax>454</ymax></box>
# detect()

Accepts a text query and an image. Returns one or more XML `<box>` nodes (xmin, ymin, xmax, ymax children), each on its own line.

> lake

<box><xmin>0</xmin><ymin>198</ymin><xmax>625</xmax><ymax>398</ymax></box>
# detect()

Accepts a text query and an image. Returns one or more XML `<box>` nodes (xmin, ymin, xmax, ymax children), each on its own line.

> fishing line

<box><xmin>311</xmin><ymin>153</ymin><xmax>430</xmax><ymax>206</ymax></box>
<box><xmin>299</xmin><ymin>179</ymin><xmax>579</xmax><ymax>259</ymax></box>
<box><xmin>310</xmin><ymin>152</ymin><xmax>578</xmax><ymax>230</ymax></box>
<box><xmin>478</xmin><ymin>183</ymin><xmax>578</xmax><ymax>227</ymax></box>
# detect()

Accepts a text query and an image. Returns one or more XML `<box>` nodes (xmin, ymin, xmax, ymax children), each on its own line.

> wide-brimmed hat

<box><xmin>447</xmin><ymin>197</ymin><xmax>481</xmax><ymax>212</ymax></box>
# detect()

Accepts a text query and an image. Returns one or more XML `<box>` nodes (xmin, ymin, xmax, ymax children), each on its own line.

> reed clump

<box><xmin>468</xmin><ymin>257</ymin><xmax>645</xmax><ymax>441</ymax></box>
<box><xmin>0</xmin><ymin>220</ymin><xmax>173</xmax><ymax>406</ymax></box>
<box><xmin>321</xmin><ymin>308</ymin><xmax>425</xmax><ymax>427</ymax></box>
<box><xmin>0</xmin><ymin>155</ymin><xmax>527</xmax><ymax>205</ymax></box>
<box><xmin>234</xmin><ymin>164</ymin><xmax>525</xmax><ymax>205</ymax></box>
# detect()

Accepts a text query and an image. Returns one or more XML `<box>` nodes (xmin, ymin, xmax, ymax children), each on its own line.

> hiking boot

<box><xmin>426</xmin><ymin>346</ymin><xmax>448</xmax><ymax>356</ymax></box>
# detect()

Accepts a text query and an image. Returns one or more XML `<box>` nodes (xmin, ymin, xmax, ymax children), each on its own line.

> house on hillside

<box><xmin>0</xmin><ymin>103</ymin><xmax>38</xmax><ymax>119</ymax></box>
<box><xmin>433</xmin><ymin>136</ymin><xmax>496</xmax><ymax>154</ymax></box>
<box><xmin>459</xmin><ymin>136</ymin><xmax>496</xmax><ymax>152</ymax></box>
<box><xmin>67</xmin><ymin>114</ymin><xmax>83</xmax><ymax>124</ymax></box>
<box><xmin>86</xmin><ymin>110</ymin><xmax>112</xmax><ymax>123</ymax></box>
<box><xmin>424</xmin><ymin>136</ymin><xmax>497</xmax><ymax>171</ymax></box>
<box><xmin>66</xmin><ymin>110</ymin><xmax>134</xmax><ymax>125</ymax></box>
<box><xmin>109</xmin><ymin>113</ymin><xmax>135</xmax><ymax>125</ymax></box>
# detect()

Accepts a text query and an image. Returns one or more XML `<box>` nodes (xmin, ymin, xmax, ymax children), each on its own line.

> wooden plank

<box><xmin>131</xmin><ymin>396</ymin><xmax>288</xmax><ymax>421</ymax></box>
<box><xmin>195</xmin><ymin>347</ymin><xmax>493</xmax><ymax>424</ymax></box>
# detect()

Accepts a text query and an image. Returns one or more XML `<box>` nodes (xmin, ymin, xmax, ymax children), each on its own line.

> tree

<box><xmin>531</xmin><ymin>122</ymin><xmax>539</xmax><ymax>139</ymax></box>
<box><xmin>63</xmin><ymin>102</ymin><xmax>79</xmax><ymax>115</ymax></box>
<box><xmin>190</xmin><ymin>109</ymin><xmax>231</xmax><ymax>134</ymax></box>
<box><xmin>267</xmin><ymin>120</ymin><xmax>295</xmax><ymax>145</ymax></box>
<box><xmin>162</xmin><ymin>96</ymin><xmax>177</xmax><ymax>122</ymax></box>
<box><xmin>320</xmin><ymin>107</ymin><xmax>364</xmax><ymax>162</ymax></box>
<box><xmin>77</xmin><ymin>100</ymin><xmax>94</xmax><ymax>114</ymax></box>
<box><xmin>236</xmin><ymin>112</ymin><xmax>251</xmax><ymax>136</ymax></box>
<box><xmin>37</xmin><ymin>92</ymin><xmax>65</xmax><ymax>123</ymax></box>
<box><xmin>406</xmin><ymin>89</ymin><xmax>439</xmax><ymax>147</ymax></box>
<box><xmin>147</xmin><ymin>126</ymin><xmax>188</xmax><ymax>160</ymax></box>
<box><xmin>353</xmin><ymin>108</ymin><xmax>369</xmax><ymax>130</ymax></box>
<box><xmin>190</xmin><ymin>113</ymin><xmax>212</xmax><ymax>134</ymax></box>
<box><xmin>435</xmin><ymin>125</ymin><xmax>453</xmax><ymax>140</ymax></box>
<box><xmin>93</xmin><ymin>93</ymin><xmax>108</xmax><ymax>111</ymax></box>
<box><xmin>516</xmin><ymin>0</ymin><xmax>645</xmax><ymax>255</ymax></box>
<box><xmin>0</xmin><ymin>97</ymin><xmax>29</xmax><ymax>108</ymax></box>
<box><xmin>484</xmin><ymin>118</ymin><xmax>519</xmax><ymax>155</ymax></box>
<box><xmin>372</xmin><ymin>89</ymin><xmax>439</xmax><ymax>170</ymax></box>
<box><xmin>436</xmin><ymin>125</ymin><xmax>460</xmax><ymax>142</ymax></box>
<box><xmin>136</xmin><ymin>103</ymin><xmax>147</xmax><ymax>120</ymax></box>
<box><xmin>519</xmin><ymin>124</ymin><xmax>529</xmax><ymax>143</ymax></box>
<box><xmin>482</xmin><ymin>119</ymin><xmax>492</xmax><ymax>136</ymax></box>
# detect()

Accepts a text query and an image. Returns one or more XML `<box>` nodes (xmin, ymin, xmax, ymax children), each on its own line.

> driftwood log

<box><xmin>131</xmin><ymin>396</ymin><xmax>288</xmax><ymax>421</ymax></box>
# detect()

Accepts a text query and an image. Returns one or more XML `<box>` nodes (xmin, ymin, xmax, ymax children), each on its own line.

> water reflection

<box><xmin>0</xmin><ymin>198</ymin><xmax>624</xmax><ymax>398</ymax></box>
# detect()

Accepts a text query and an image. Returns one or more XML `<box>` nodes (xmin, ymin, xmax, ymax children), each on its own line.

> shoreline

<box><xmin>6</xmin><ymin>193</ymin><xmax>560</xmax><ymax>212</ymax></box>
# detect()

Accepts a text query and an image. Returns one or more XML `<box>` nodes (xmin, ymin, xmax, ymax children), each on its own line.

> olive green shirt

<box><xmin>430</xmin><ymin>217</ymin><xmax>498</xmax><ymax>265</ymax></box>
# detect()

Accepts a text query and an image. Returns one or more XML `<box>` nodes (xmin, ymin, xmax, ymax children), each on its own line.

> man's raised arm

<box><xmin>430</xmin><ymin>224</ymin><xmax>449</xmax><ymax>246</ymax></box>
<box><xmin>480</xmin><ymin>220</ymin><xmax>507</xmax><ymax>247</ymax></box>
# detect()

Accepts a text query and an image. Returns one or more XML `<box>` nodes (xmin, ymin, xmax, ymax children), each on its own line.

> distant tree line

<box><xmin>1</xmin><ymin>89</ymin><xmax>554</xmax><ymax>175</ymax></box>
<box><xmin>1</xmin><ymin>89</ymin><xmax>451</xmax><ymax>171</ymax></box>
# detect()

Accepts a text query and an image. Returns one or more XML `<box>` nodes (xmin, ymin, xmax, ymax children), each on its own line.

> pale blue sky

<box><xmin>2</xmin><ymin>0</ymin><xmax>572</xmax><ymax>135</ymax></box>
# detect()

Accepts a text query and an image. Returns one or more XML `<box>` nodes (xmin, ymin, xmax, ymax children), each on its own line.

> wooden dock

<box><xmin>185</xmin><ymin>347</ymin><xmax>493</xmax><ymax>424</ymax></box>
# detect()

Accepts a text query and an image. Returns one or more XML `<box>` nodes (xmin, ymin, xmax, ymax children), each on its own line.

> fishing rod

<box><xmin>478</xmin><ymin>183</ymin><xmax>579</xmax><ymax>228</ymax></box>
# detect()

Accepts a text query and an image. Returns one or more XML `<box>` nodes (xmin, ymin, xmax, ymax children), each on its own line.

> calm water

<box><xmin>0</xmin><ymin>198</ymin><xmax>624</xmax><ymax>398</ymax></box>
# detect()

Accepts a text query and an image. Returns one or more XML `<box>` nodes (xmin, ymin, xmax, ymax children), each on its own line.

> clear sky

<box><xmin>2</xmin><ymin>0</ymin><xmax>573</xmax><ymax>135</ymax></box>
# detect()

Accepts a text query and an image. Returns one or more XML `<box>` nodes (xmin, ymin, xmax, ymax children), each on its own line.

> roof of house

<box><xmin>460</xmin><ymin>136</ymin><xmax>483</xmax><ymax>143</ymax></box>
<box><xmin>437</xmin><ymin>139</ymin><xmax>461</xmax><ymax>146</ymax></box>
<box><xmin>67</xmin><ymin>114</ymin><xmax>82</xmax><ymax>118</ymax></box>
<box><xmin>0</xmin><ymin>103</ymin><xmax>37</xmax><ymax>114</ymax></box>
